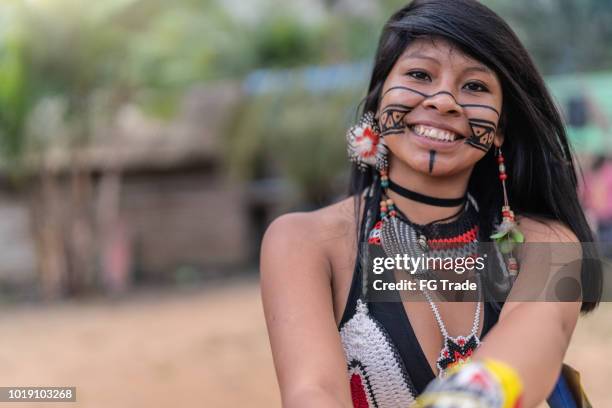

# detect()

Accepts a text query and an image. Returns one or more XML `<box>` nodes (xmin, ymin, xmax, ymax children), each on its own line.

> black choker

<box><xmin>387</xmin><ymin>179</ymin><xmax>466</xmax><ymax>207</ymax></box>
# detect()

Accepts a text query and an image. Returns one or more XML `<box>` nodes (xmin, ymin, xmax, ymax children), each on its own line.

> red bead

<box><xmin>499</xmin><ymin>173</ymin><xmax>507</xmax><ymax>181</ymax></box>
<box><xmin>497</xmin><ymin>155</ymin><xmax>505</xmax><ymax>164</ymax></box>
<box><xmin>389</xmin><ymin>210</ymin><xmax>397</xmax><ymax>217</ymax></box>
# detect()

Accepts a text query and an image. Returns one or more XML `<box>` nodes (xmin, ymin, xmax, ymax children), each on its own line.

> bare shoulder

<box><xmin>262</xmin><ymin>196</ymin><xmax>358</xmax><ymax>253</ymax></box>
<box><xmin>516</xmin><ymin>214</ymin><xmax>578</xmax><ymax>243</ymax></box>
<box><xmin>260</xmin><ymin>196</ymin><xmax>360</xmax><ymax>277</ymax></box>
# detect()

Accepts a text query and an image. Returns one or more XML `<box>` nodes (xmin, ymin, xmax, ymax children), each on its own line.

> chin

<box><xmin>402</xmin><ymin>156</ymin><xmax>467</xmax><ymax>177</ymax></box>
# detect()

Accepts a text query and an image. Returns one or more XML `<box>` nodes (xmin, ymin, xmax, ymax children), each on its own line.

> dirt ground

<box><xmin>0</xmin><ymin>277</ymin><xmax>609</xmax><ymax>408</ymax></box>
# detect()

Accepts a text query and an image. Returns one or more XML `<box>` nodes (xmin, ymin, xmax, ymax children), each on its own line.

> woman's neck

<box><xmin>386</xmin><ymin>158</ymin><xmax>472</xmax><ymax>225</ymax></box>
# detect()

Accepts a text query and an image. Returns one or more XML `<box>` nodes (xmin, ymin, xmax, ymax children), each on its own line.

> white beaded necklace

<box><xmin>422</xmin><ymin>274</ymin><xmax>482</xmax><ymax>378</ymax></box>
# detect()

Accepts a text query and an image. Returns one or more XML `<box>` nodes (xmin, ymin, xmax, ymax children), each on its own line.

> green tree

<box><xmin>482</xmin><ymin>0</ymin><xmax>612</xmax><ymax>74</ymax></box>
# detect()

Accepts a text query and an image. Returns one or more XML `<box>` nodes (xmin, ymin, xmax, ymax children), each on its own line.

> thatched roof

<box><xmin>30</xmin><ymin>81</ymin><xmax>243</xmax><ymax>174</ymax></box>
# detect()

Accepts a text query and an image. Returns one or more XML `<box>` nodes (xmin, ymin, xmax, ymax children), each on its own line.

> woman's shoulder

<box><xmin>261</xmin><ymin>195</ymin><xmax>361</xmax><ymax>262</ymax></box>
<box><xmin>516</xmin><ymin>213</ymin><xmax>578</xmax><ymax>243</ymax></box>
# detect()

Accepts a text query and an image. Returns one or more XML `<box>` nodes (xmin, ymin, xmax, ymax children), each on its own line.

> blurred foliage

<box><xmin>0</xmin><ymin>9</ymin><xmax>30</xmax><ymax>172</ymax></box>
<box><xmin>0</xmin><ymin>0</ymin><xmax>387</xmax><ymax>180</ymax></box>
<box><xmin>482</xmin><ymin>0</ymin><xmax>612</xmax><ymax>74</ymax></box>
<box><xmin>251</xmin><ymin>17</ymin><xmax>322</xmax><ymax>68</ymax></box>
<box><xmin>226</xmin><ymin>89</ymin><xmax>360</xmax><ymax>204</ymax></box>
<box><xmin>0</xmin><ymin>0</ymin><xmax>142</xmax><ymax>179</ymax></box>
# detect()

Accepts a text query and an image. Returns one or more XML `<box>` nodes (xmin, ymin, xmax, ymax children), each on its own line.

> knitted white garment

<box><xmin>340</xmin><ymin>299</ymin><xmax>417</xmax><ymax>408</ymax></box>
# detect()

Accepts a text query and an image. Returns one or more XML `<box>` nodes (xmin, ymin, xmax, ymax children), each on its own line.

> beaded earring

<box><xmin>490</xmin><ymin>146</ymin><xmax>522</xmax><ymax>276</ymax></box>
<box><xmin>375</xmin><ymin>130</ymin><xmax>394</xmax><ymax>227</ymax></box>
<box><xmin>346</xmin><ymin>111</ymin><xmax>388</xmax><ymax>171</ymax></box>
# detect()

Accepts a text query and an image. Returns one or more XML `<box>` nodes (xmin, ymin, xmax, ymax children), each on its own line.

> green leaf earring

<box><xmin>490</xmin><ymin>147</ymin><xmax>521</xmax><ymax>277</ymax></box>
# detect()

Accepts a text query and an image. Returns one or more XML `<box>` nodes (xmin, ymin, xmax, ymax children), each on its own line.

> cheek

<box><xmin>456</xmin><ymin>146</ymin><xmax>490</xmax><ymax>167</ymax></box>
<box><xmin>383</xmin><ymin>136</ymin><xmax>430</xmax><ymax>171</ymax></box>
<box><xmin>464</xmin><ymin>113</ymin><xmax>500</xmax><ymax>152</ymax></box>
<box><xmin>429</xmin><ymin>148</ymin><xmax>488</xmax><ymax>173</ymax></box>
<box><xmin>383</xmin><ymin>135</ymin><xmax>409</xmax><ymax>155</ymax></box>
<box><xmin>377</xmin><ymin>83</ymin><xmax>425</xmax><ymax>116</ymax></box>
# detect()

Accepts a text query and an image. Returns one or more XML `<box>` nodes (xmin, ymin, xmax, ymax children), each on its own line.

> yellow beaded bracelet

<box><xmin>413</xmin><ymin>358</ymin><xmax>524</xmax><ymax>408</ymax></box>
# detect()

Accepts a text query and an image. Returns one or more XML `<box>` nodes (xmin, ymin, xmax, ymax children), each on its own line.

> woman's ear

<box><xmin>493</xmin><ymin>130</ymin><xmax>505</xmax><ymax>148</ymax></box>
<box><xmin>494</xmin><ymin>109</ymin><xmax>506</xmax><ymax>148</ymax></box>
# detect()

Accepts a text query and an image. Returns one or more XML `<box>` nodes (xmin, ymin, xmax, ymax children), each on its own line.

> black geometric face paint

<box><xmin>429</xmin><ymin>150</ymin><xmax>436</xmax><ymax>173</ymax></box>
<box><xmin>466</xmin><ymin>118</ymin><xmax>497</xmax><ymax>152</ymax></box>
<box><xmin>380</xmin><ymin>86</ymin><xmax>500</xmax><ymax>152</ymax></box>
<box><xmin>379</xmin><ymin>104</ymin><xmax>413</xmax><ymax>137</ymax></box>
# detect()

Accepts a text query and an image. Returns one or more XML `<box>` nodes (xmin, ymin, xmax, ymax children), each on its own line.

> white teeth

<box><xmin>412</xmin><ymin>124</ymin><xmax>458</xmax><ymax>142</ymax></box>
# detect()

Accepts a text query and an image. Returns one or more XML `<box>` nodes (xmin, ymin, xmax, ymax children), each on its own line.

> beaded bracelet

<box><xmin>414</xmin><ymin>358</ymin><xmax>523</xmax><ymax>408</ymax></box>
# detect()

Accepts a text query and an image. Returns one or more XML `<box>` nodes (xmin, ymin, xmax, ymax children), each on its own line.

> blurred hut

<box><xmin>0</xmin><ymin>82</ymin><xmax>288</xmax><ymax>299</ymax></box>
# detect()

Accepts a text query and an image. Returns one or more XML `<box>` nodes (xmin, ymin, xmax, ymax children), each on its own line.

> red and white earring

<box><xmin>346</xmin><ymin>111</ymin><xmax>388</xmax><ymax>172</ymax></box>
<box><xmin>490</xmin><ymin>146</ymin><xmax>522</xmax><ymax>277</ymax></box>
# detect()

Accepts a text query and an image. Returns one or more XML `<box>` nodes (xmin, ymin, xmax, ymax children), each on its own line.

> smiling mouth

<box><xmin>408</xmin><ymin>124</ymin><xmax>466</xmax><ymax>143</ymax></box>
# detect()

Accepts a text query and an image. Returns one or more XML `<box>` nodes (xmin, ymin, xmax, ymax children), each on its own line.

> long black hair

<box><xmin>350</xmin><ymin>0</ymin><xmax>602</xmax><ymax>312</ymax></box>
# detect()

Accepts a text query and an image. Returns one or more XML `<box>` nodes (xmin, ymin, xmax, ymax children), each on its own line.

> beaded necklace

<box><xmin>376</xmin><ymin>170</ymin><xmax>483</xmax><ymax>378</ymax></box>
<box><xmin>423</xmin><ymin>277</ymin><xmax>482</xmax><ymax>378</ymax></box>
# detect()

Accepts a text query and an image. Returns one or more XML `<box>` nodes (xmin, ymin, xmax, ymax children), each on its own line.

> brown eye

<box><xmin>464</xmin><ymin>81</ymin><xmax>489</xmax><ymax>92</ymax></box>
<box><xmin>407</xmin><ymin>70</ymin><xmax>431</xmax><ymax>81</ymax></box>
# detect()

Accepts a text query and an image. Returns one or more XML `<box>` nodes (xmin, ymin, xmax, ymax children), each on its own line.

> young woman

<box><xmin>260</xmin><ymin>1</ymin><xmax>602</xmax><ymax>407</ymax></box>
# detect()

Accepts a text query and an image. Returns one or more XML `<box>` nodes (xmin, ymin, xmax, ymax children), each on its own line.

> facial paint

<box><xmin>381</xmin><ymin>86</ymin><xmax>501</xmax><ymax>117</ymax></box>
<box><xmin>379</xmin><ymin>86</ymin><xmax>500</xmax><ymax>153</ymax></box>
<box><xmin>379</xmin><ymin>104</ymin><xmax>413</xmax><ymax>137</ymax></box>
<box><xmin>429</xmin><ymin>150</ymin><xmax>436</xmax><ymax>174</ymax></box>
<box><xmin>465</xmin><ymin>118</ymin><xmax>497</xmax><ymax>152</ymax></box>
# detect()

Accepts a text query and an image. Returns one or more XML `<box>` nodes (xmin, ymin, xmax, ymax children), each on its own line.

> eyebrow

<box><xmin>402</xmin><ymin>52</ymin><xmax>441</xmax><ymax>65</ymax></box>
<box><xmin>462</xmin><ymin>66</ymin><xmax>494</xmax><ymax>76</ymax></box>
<box><xmin>401</xmin><ymin>52</ymin><xmax>494</xmax><ymax>76</ymax></box>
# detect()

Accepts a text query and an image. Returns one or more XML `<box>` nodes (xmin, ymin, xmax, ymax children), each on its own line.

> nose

<box><xmin>422</xmin><ymin>91</ymin><xmax>462</xmax><ymax>115</ymax></box>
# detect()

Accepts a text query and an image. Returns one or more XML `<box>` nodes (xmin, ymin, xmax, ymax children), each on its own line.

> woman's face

<box><xmin>377</xmin><ymin>37</ymin><xmax>503</xmax><ymax>177</ymax></box>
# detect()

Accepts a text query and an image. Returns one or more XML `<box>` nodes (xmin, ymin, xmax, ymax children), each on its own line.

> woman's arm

<box><xmin>473</xmin><ymin>218</ymin><xmax>583</xmax><ymax>407</ymax></box>
<box><xmin>260</xmin><ymin>213</ymin><xmax>353</xmax><ymax>408</ymax></box>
